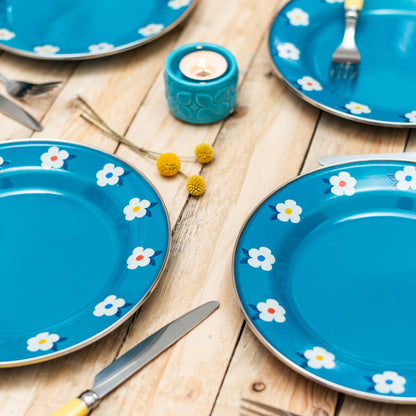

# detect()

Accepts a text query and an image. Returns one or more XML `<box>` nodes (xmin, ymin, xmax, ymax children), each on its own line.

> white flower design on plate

<box><xmin>41</xmin><ymin>146</ymin><xmax>69</xmax><ymax>169</ymax></box>
<box><xmin>168</xmin><ymin>0</ymin><xmax>192</xmax><ymax>9</ymax></box>
<box><xmin>304</xmin><ymin>346</ymin><xmax>335</xmax><ymax>369</ymax></box>
<box><xmin>96</xmin><ymin>163</ymin><xmax>124</xmax><ymax>187</ymax></box>
<box><xmin>257</xmin><ymin>299</ymin><xmax>286</xmax><ymax>323</ymax></box>
<box><xmin>34</xmin><ymin>45</ymin><xmax>60</xmax><ymax>55</ymax></box>
<box><xmin>0</xmin><ymin>156</ymin><xmax>4</xmax><ymax>166</ymax></box>
<box><xmin>405</xmin><ymin>110</ymin><xmax>416</xmax><ymax>123</ymax></box>
<box><xmin>124</xmin><ymin>198</ymin><xmax>151</xmax><ymax>221</ymax></box>
<box><xmin>247</xmin><ymin>247</ymin><xmax>276</xmax><ymax>271</ymax></box>
<box><xmin>276</xmin><ymin>42</ymin><xmax>300</xmax><ymax>60</ymax></box>
<box><xmin>394</xmin><ymin>166</ymin><xmax>416</xmax><ymax>191</ymax></box>
<box><xmin>345</xmin><ymin>102</ymin><xmax>371</xmax><ymax>115</ymax></box>
<box><xmin>325</xmin><ymin>0</ymin><xmax>344</xmax><ymax>3</ymax></box>
<box><xmin>0</xmin><ymin>28</ymin><xmax>15</xmax><ymax>40</ymax></box>
<box><xmin>93</xmin><ymin>295</ymin><xmax>126</xmax><ymax>317</ymax></box>
<box><xmin>138</xmin><ymin>23</ymin><xmax>164</xmax><ymax>37</ymax></box>
<box><xmin>297</xmin><ymin>76</ymin><xmax>322</xmax><ymax>91</ymax></box>
<box><xmin>127</xmin><ymin>247</ymin><xmax>156</xmax><ymax>269</ymax></box>
<box><xmin>27</xmin><ymin>332</ymin><xmax>60</xmax><ymax>352</ymax></box>
<box><xmin>286</xmin><ymin>8</ymin><xmax>309</xmax><ymax>26</ymax></box>
<box><xmin>329</xmin><ymin>171</ymin><xmax>357</xmax><ymax>196</ymax></box>
<box><xmin>88</xmin><ymin>42</ymin><xmax>114</xmax><ymax>53</ymax></box>
<box><xmin>275</xmin><ymin>199</ymin><xmax>302</xmax><ymax>223</ymax></box>
<box><xmin>372</xmin><ymin>371</ymin><xmax>406</xmax><ymax>394</ymax></box>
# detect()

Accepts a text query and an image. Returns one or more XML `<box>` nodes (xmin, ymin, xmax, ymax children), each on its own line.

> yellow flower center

<box><xmin>38</xmin><ymin>339</ymin><xmax>47</xmax><ymax>345</ymax></box>
<box><xmin>132</xmin><ymin>206</ymin><xmax>141</xmax><ymax>212</ymax></box>
<box><xmin>316</xmin><ymin>355</ymin><xmax>324</xmax><ymax>361</ymax></box>
<box><xmin>285</xmin><ymin>208</ymin><xmax>293</xmax><ymax>215</ymax></box>
<box><xmin>355</xmin><ymin>106</ymin><xmax>361</xmax><ymax>110</ymax></box>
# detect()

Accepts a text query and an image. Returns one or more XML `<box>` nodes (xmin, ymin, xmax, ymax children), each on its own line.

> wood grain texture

<box><xmin>0</xmin><ymin>0</ymin><xmax>413</xmax><ymax>415</ymax></box>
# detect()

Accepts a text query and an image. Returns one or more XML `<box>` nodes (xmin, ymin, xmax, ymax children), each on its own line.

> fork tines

<box><xmin>25</xmin><ymin>81</ymin><xmax>62</xmax><ymax>97</ymax></box>
<box><xmin>330</xmin><ymin>61</ymin><xmax>359</xmax><ymax>80</ymax></box>
<box><xmin>241</xmin><ymin>398</ymin><xmax>299</xmax><ymax>416</ymax></box>
<box><xmin>330</xmin><ymin>0</ymin><xmax>364</xmax><ymax>80</ymax></box>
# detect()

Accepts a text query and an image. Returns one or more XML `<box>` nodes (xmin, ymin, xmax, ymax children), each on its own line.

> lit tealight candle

<box><xmin>179</xmin><ymin>50</ymin><xmax>228</xmax><ymax>81</ymax></box>
<box><xmin>165</xmin><ymin>42</ymin><xmax>238</xmax><ymax>124</ymax></box>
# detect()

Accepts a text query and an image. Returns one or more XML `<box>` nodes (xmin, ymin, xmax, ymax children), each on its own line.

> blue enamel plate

<box><xmin>269</xmin><ymin>0</ymin><xmax>416</xmax><ymax>127</ymax></box>
<box><xmin>234</xmin><ymin>160</ymin><xmax>416</xmax><ymax>403</ymax></box>
<box><xmin>0</xmin><ymin>0</ymin><xmax>196</xmax><ymax>60</ymax></box>
<box><xmin>0</xmin><ymin>140</ymin><xmax>170</xmax><ymax>367</ymax></box>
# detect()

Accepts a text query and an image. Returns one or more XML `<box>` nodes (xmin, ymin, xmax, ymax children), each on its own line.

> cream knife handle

<box><xmin>50</xmin><ymin>398</ymin><xmax>89</xmax><ymax>416</ymax></box>
<box><xmin>345</xmin><ymin>0</ymin><xmax>364</xmax><ymax>10</ymax></box>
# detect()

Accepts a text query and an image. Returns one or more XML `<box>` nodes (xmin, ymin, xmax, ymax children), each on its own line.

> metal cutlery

<box><xmin>0</xmin><ymin>94</ymin><xmax>42</xmax><ymax>130</ymax></box>
<box><xmin>319</xmin><ymin>152</ymin><xmax>416</xmax><ymax>166</ymax></box>
<box><xmin>241</xmin><ymin>398</ymin><xmax>301</xmax><ymax>416</ymax></box>
<box><xmin>331</xmin><ymin>0</ymin><xmax>364</xmax><ymax>80</ymax></box>
<box><xmin>0</xmin><ymin>72</ymin><xmax>61</xmax><ymax>98</ymax></box>
<box><xmin>50</xmin><ymin>301</ymin><xmax>219</xmax><ymax>416</ymax></box>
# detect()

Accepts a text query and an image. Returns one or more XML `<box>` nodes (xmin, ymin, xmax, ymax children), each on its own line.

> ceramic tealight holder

<box><xmin>164</xmin><ymin>42</ymin><xmax>239</xmax><ymax>124</ymax></box>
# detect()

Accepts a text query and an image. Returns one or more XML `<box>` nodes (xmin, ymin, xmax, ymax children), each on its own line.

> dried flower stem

<box><xmin>76</xmin><ymin>95</ymin><xmax>195</xmax><ymax>162</ymax></box>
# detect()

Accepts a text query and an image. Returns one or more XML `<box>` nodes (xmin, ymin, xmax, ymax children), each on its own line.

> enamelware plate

<box><xmin>0</xmin><ymin>140</ymin><xmax>170</xmax><ymax>367</ymax></box>
<box><xmin>0</xmin><ymin>0</ymin><xmax>196</xmax><ymax>59</ymax></box>
<box><xmin>269</xmin><ymin>0</ymin><xmax>416</xmax><ymax>127</ymax></box>
<box><xmin>234</xmin><ymin>160</ymin><xmax>416</xmax><ymax>403</ymax></box>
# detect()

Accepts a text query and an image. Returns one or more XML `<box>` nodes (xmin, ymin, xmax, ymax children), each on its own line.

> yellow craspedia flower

<box><xmin>186</xmin><ymin>175</ymin><xmax>206</xmax><ymax>196</ymax></box>
<box><xmin>194</xmin><ymin>143</ymin><xmax>214</xmax><ymax>164</ymax></box>
<box><xmin>156</xmin><ymin>153</ymin><xmax>181</xmax><ymax>176</ymax></box>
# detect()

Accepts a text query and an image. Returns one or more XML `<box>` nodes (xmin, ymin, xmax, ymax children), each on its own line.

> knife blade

<box><xmin>0</xmin><ymin>94</ymin><xmax>42</xmax><ymax>131</ymax></box>
<box><xmin>319</xmin><ymin>152</ymin><xmax>416</xmax><ymax>166</ymax></box>
<box><xmin>50</xmin><ymin>301</ymin><xmax>219</xmax><ymax>416</ymax></box>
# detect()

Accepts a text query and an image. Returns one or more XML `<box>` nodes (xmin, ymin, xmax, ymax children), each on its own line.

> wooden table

<box><xmin>0</xmin><ymin>1</ymin><xmax>415</xmax><ymax>415</ymax></box>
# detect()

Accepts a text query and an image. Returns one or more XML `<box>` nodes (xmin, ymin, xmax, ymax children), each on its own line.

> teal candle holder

<box><xmin>164</xmin><ymin>42</ymin><xmax>238</xmax><ymax>124</ymax></box>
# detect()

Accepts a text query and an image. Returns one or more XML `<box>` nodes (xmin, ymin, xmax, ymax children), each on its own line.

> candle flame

<box><xmin>198</xmin><ymin>58</ymin><xmax>207</xmax><ymax>70</ymax></box>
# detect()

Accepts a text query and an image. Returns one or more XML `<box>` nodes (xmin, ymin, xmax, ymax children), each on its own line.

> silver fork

<box><xmin>0</xmin><ymin>73</ymin><xmax>61</xmax><ymax>98</ymax></box>
<box><xmin>240</xmin><ymin>398</ymin><xmax>301</xmax><ymax>416</ymax></box>
<box><xmin>331</xmin><ymin>0</ymin><xmax>364</xmax><ymax>80</ymax></box>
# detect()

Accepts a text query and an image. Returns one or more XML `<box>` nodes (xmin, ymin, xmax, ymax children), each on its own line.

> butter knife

<box><xmin>0</xmin><ymin>94</ymin><xmax>42</xmax><ymax>131</ymax></box>
<box><xmin>319</xmin><ymin>152</ymin><xmax>416</xmax><ymax>166</ymax></box>
<box><xmin>50</xmin><ymin>301</ymin><xmax>219</xmax><ymax>416</ymax></box>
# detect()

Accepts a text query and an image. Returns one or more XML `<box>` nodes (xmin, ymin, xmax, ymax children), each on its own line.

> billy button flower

<box><xmin>194</xmin><ymin>143</ymin><xmax>214</xmax><ymax>164</ymax></box>
<box><xmin>156</xmin><ymin>153</ymin><xmax>181</xmax><ymax>176</ymax></box>
<box><xmin>186</xmin><ymin>175</ymin><xmax>206</xmax><ymax>197</ymax></box>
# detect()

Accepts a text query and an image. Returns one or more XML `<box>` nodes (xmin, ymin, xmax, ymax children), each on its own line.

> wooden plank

<box><xmin>303</xmin><ymin>113</ymin><xmax>409</xmax><ymax>172</ymax></box>
<box><xmin>405</xmin><ymin>130</ymin><xmax>416</xmax><ymax>152</ymax></box>
<box><xmin>214</xmin><ymin>328</ymin><xmax>337</xmax><ymax>416</ymax></box>
<box><xmin>95</xmin><ymin>29</ymin><xmax>320</xmax><ymax>414</ymax></box>
<box><xmin>31</xmin><ymin>33</ymin><xmax>183</xmax><ymax>149</ymax></box>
